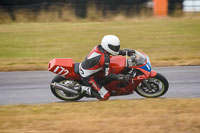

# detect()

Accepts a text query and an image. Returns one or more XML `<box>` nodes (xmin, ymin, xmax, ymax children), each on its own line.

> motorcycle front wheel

<box><xmin>50</xmin><ymin>75</ymin><xmax>83</xmax><ymax>101</ymax></box>
<box><xmin>136</xmin><ymin>73</ymin><xmax>169</xmax><ymax>98</ymax></box>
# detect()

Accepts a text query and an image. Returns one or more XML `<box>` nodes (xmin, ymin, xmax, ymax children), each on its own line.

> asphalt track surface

<box><xmin>0</xmin><ymin>66</ymin><xmax>200</xmax><ymax>105</ymax></box>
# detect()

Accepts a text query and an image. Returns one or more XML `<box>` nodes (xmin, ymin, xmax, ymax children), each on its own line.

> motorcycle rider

<box><xmin>79</xmin><ymin>35</ymin><xmax>135</xmax><ymax>100</ymax></box>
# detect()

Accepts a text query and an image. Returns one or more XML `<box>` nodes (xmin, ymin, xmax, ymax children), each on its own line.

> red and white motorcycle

<box><xmin>48</xmin><ymin>50</ymin><xmax>169</xmax><ymax>101</ymax></box>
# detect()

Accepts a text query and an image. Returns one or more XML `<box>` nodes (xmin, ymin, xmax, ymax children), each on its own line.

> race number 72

<box><xmin>54</xmin><ymin>66</ymin><xmax>69</xmax><ymax>76</ymax></box>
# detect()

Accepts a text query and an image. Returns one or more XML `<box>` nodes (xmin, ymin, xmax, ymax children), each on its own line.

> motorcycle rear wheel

<box><xmin>50</xmin><ymin>75</ymin><xmax>83</xmax><ymax>101</ymax></box>
<box><xmin>136</xmin><ymin>73</ymin><xmax>169</xmax><ymax>98</ymax></box>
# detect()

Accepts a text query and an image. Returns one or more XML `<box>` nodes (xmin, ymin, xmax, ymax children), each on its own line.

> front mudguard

<box><xmin>150</xmin><ymin>70</ymin><xmax>157</xmax><ymax>78</ymax></box>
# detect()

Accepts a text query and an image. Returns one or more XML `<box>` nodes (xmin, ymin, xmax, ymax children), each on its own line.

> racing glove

<box><xmin>119</xmin><ymin>49</ymin><xmax>135</xmax><ymax>56</ymax></box>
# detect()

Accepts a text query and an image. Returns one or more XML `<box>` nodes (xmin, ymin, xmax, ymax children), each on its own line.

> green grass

<box><xmin>0</xmin><ymin>17</ymin><xmax>200</xmax><ymax>71</ymax></box>
<box><xmin>0</xmin><ymin>98</ymin><xmax>200</xmax><ymax>133</ymax></box>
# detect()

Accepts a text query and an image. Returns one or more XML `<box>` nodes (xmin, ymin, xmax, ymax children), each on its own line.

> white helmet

<box><xmin>101</xmin><ymin>35</ymin><xmax>120</xmax><ymax>55</ymax></box>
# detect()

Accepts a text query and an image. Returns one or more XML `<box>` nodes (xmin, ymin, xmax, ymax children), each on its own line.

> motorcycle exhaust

<box><xmin>51</xmin><ymin>82</ymin><xmax>79</xmax><ymax>95</ymax></box>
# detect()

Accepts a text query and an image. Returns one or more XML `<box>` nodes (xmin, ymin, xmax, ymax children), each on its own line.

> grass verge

<box><xmin>0</xmin><ymin>17</ymin><xmax>200</xmax><ymax>71</ymax></box>
<box><xmin>0</xmin><ymin>98</ymin><xmax>200</xmax><ymax>133</ymax></box>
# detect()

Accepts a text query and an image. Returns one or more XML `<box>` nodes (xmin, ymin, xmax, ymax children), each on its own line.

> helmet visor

<box><xmin>108</xmin><ymin>44</ymin><xmax>120</xmax><ymax>52</ymax></box>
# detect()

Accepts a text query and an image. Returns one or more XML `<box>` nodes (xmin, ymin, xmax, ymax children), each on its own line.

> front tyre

<box><xmin>50</xmin><ymin>75</ymin><xmax>83</xmax><ymax>101</ymax></box>
<box><xmin>136</xmin><ymin>73</ymin><xmax>169</xmax><ymax>98</ymax></box>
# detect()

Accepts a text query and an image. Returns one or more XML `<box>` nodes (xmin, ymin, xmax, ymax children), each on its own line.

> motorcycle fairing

<box><xmin>139</xmin><ymin>55</ymin><xmax>151</xmax><ymax>72</ymax></box>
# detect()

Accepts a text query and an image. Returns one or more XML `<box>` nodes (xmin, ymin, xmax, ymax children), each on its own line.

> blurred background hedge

<box><xmin>0</xmin><ymin>0</ymin><xmax>184</xmax><ymax>22</ymax></box>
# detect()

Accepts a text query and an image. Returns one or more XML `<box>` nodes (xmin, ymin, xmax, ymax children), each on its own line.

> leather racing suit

<box><xmin>79</xmin><ymin>45</ymin><xmax>133</xmax><ymax>100</ymax></box>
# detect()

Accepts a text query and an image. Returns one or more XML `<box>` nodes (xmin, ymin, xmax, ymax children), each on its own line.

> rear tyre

<box><xmin>50</xmin><ymin>75</ymin><xmax>83</xmax><ymax>101</ymax></box>
<box><xmin>136</xmin><ymin>73</ymin><xmax>169</xmax><ymax>98</ymax></box>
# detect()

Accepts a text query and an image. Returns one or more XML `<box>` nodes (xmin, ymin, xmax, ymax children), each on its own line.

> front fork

<box><xmin>138</xmin><ymin>70</ymin><xmax>157</xmax><ymax>90</ymax></box>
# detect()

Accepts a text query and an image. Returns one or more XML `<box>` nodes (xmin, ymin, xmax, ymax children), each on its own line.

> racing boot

<box><xmin>80</xmin><ymin>86</ymin><xmax>92</xmax><ymax>96</ymax></box>
<box><xmin>63</xmin><ymin>82</ymin><xmax>92</xmax><ymax>96</ymax></box>
<box><xmin>80</xmin><ymin>86</ymin><xmax>102</xmax><ymax>99</ymax></box>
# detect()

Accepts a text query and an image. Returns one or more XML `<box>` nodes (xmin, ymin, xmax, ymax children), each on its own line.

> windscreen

<box><xmin>128</xmin><ymin>51</ymin><xmax>146</xmax><ymax>66</ymax></box>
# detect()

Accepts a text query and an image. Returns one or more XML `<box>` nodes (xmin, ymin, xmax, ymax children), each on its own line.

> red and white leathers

<box><xmin>79</xmin><ymin>45</ymin><xmax>111</xmax><ymax>100</ymax></box>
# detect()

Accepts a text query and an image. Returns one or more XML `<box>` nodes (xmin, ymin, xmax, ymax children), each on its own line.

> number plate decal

<box><xmin>53</xmin><ymin>66</ymin><xmax>69</xmax><ymax>76</ymax></box>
